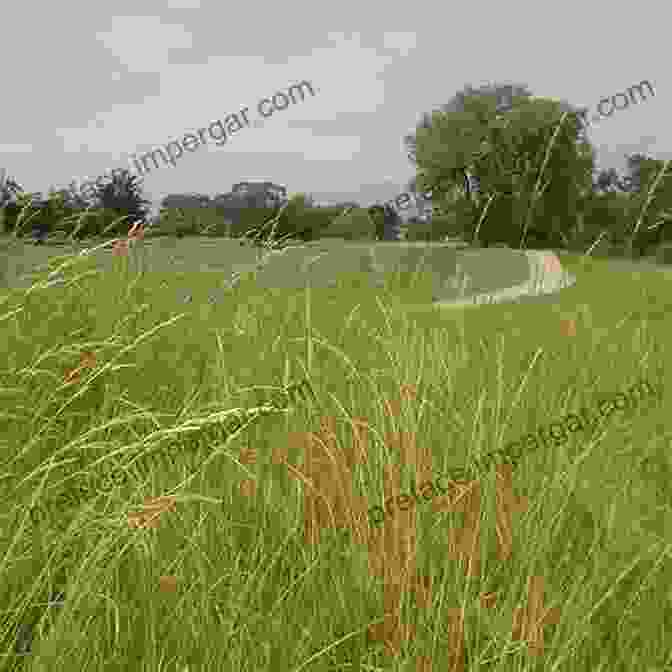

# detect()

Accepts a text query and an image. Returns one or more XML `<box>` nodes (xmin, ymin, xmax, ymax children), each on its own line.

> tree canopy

<box><xmin>404</xmin><ymin>82</ymin><xmax>597</xmax><ymax>248</ymax></box>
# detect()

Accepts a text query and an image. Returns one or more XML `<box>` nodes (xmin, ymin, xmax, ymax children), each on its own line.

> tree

<box><xmin>211</xmin><ymin>192</ymin><xmax>245</xmax><ymax>224</ymax></box>
<box><xmin>625</xmin><ymin>155</ymin><xmax>672</xmax><ymax>254</ymax></box>
<box><xmin>624</xmin><ymin>153</ymin><xmax>648</xmax><ymax>193</ymax></box>
<box><xmin>594</xmin><ymin>167</ymin><xmax>621</xmax><ymax>193</ymax></box>
<box><xmin>0</xmin><ymin>169</ymin><xmax>25</xmax><ymax>233</ymax></box>
<box><xmin>272</xmin><ymin>193</ymin><xmax>331</xmax><ymax>242</ymax></box>
<box><xmin>367</xmin><ymin>205</ymin><xmax>386</xmax><ymax>240</ymax></box>
<box><xmin>404</xmin><ymin>82</ymin><xmax>533</xmax><ymax>195</ymax></box>
<box><xmin>160</xmin><ymin>193</ymin><xmax>211</xmax><ymax>210</ymax></box>
<box><xmin>404</xmin><ymin>82</ymin><xmax>596</xmax><ymax>248</ymax></box>
<box><xmin>0</xmin><ymin>168</ymin><xmax>24</xmax><ymax>207</ymax></box>
<box><xmin>230</xmin><ymin>182</ymin><xmax>287</xmax><ymax>209</ymax></box>
<box><xmin>90</xmin><ymin>169</ymin><xmax>152</xmax><ymax>236</ymax></box>
<box><xmin>592</xmin><ymin>166</ymin><xmax>638</xmax><ymax>195</ymax></box>
<box><xmin>404</xmin><ymin>83</ymin><xmax>535</xmax><ymax>244</ymax></box>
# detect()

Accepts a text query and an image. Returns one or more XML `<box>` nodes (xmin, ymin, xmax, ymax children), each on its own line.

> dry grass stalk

<box><xmin>158</xmin><ymin>575</ymin><xmax>178</xmax><ymax>593</ymax></box>
<box><xmin>432</xmin><ymin>478</ymin><xmax>482</xmax><ymax>577</ymax></box>
<box><xmin>383</xmin><ymin>383</ymin><xmax>418</xmax><ymax>419</ymax></box>
<box><xmin>349</xmin><ymin>416</ymin><xmax>370</xmax><ymax>468</ymax></box>
<box><xmin>310</xmin><ymin>420</ymin><xmax>356</xmax><ymax>530</ymax></box>
<box><xmin>415</xmin><ymin>655</ymin><xmax>433</xmax><ymax>672</ymax></box>
<box><xmin>366</xmin><ymin>575</ymin><xmax>417</xmax><ymax>658</ymax></box>
<box><xmin>63</xmin><ymin>350</ymin><xmax>97</xmax><ymax>384</ymax></box>
<box><xmin>127</xmin><ymin>495</ymin><xmax>176</xmax><ymax>529</ymax></box>
<box><xmin>278</xmin><ymin>405</ymin><xmax>539</xmax><ymax>662</ymax></box>
<box><xmin>283</xmin><ymin>432</ymin><xmax>322</xmax><ymax>545</ymax></box>
<box><xmin>446</xmin><ymin>606</ymin><xmax>466</xmax><ymax>672</ymax></box>
<box><xmin>238</xmin><ymin>447</ymin><xmax>257</xmax><ymax>497</ymax></box>
<box><xmin>413</xmin><ymin>573</ymin><xmax>433</xmax><ymax>610</ymax></box>
<box><xmin>511</xmin><ymin>575</ymin><xmax>561</xmax><ymax>657</ymax></box>
<box><xmin>366</xmin><ymin>462</ymin><xmax>420</xmax><ymax>656</ymax></box>
<box><xmin>384</xmin><ymin>398</ymin><xmax>402</xmax><ymax>417</ymax></box>
<box><xmin>479</xmin><ymin>591</ymin><xmax>498</xmax><ymax>609</ymax></box>
<box><xmin>392</xmin><ymin>431</ymin><xmax>433</xmax><ymax>482</ymax></box>
<box><xmin>367</xmin><ymin>612</ymin><xmax>415</xmax><ymax>658</ymax></box>
<box><xmin>239</xmin><ymin>447</ymin><xmax>257</xmax><ymax>466</ymax></box>
<box><xmin>367</xmin><ymin>464</ymin><xmax>418</xmax><ymax>584</ymax></box>
<box><xmin>239</xmin><ymin>479</ymin><xmax>256</xmax><ymax>497</ymax></box>
<box><xmin>560</xmin><ymin>317</ymin><xmax>577</xmax><ymax>337</ymax></box>
<box><xmin>457</xmin><ymin>481</ymin><xmax>482</xmax><ymax>578</ymax></box>
<box><xmin>494</xmin><ymin>463</ymin><xmax>529</xmax><ymax>561</ymax></box>
<box><xmin>284</xmin><ymin>418</ymin><xmax>368</xmax><ymax>545</ymax></box>
<box><xmin>271</xmin><ymin>444</ymin><xmax>289</xmax><ymax>465</ymax></box>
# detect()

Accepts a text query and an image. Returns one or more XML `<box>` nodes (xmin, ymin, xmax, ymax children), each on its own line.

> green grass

<box><xmin>0</xmin><ymin>235</ymin><xmax>671</xmax><ymax>671</ymax></box>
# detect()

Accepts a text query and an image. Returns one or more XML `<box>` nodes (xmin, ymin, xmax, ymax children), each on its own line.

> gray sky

<box><xmin>1</xmin><ymin>0</ymin><xmax>666</xmax><ymax>216</ymax></box>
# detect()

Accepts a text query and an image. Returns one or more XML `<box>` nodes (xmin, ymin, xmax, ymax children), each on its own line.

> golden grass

<box><xmin>248</xmin><ymin>384</ymin><xmax>556</xmax><ymax>667</ymax></box>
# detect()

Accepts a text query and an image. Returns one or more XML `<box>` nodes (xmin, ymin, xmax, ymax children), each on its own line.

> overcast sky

<box><xmin>0</xmin><ymin>1</ymin><xmax>666</xmax><ymax>215</ymax></box>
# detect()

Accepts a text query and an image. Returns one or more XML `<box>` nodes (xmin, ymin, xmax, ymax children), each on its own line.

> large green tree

<box><xmin>404</xmin><ymin>83</ymin><xmax>533</xmax><ymax>206</ymax></box>
<box><xmin>404</xmin><ymin>83</ymin><xmax>596</xmax><ymax>248</ymax></box>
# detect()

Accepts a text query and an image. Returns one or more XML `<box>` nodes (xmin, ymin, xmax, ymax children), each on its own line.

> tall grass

<box><xmin>1</xmin><ymin>124</ymin><xmax>672</xmax><ymax>669</ymax></box>
<box><xmin>0</xmin><ymin>214</ymin><xmax>671</xmax><ymax>670</ymax></box>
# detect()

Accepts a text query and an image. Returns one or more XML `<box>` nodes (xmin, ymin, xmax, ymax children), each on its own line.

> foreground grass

<box><xmin>0</xmin><ymin>239</ymin><xmax>670</xmax><ymax>671</ymax></box>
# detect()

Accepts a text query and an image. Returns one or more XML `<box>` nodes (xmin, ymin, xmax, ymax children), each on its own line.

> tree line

<box><xmin>401</xmin><ymin>81</ymin><xmax>670</xmax><ymax>256</ymax></box>
<box><xmin>2</xmin><ymin>79</ymin><xmax>669</xmax><ymax>256</ymax></box>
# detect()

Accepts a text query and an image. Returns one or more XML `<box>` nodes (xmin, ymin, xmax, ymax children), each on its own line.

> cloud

<box><xmin>381</xmin><ymin>32</ymin><xmax>418</xmax><ymax>56</ymax></box>
<box><xmin>0</xmin><ymin>143</ymin><xmax>33</xmax><ymax>153</ymax></box>
<box><xmin>96</xmin><ymin>16</ymin><xmax>194</xmax><ymax>73</ymax></box>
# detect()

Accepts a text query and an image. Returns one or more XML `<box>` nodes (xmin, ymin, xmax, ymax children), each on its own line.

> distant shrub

<box><xmin>1</xmin><ymin>202</ymin><xmax>25</xmax><ymax>234</ymax></box>
<box><xmin>0</xmin><ymin>193</ymin><xmax>89</xmax><ymax>238</ymax></box>
<box><xmin>231</xmin><ymin>206</ymin><xmax>284</xmax><ymax>241</ymax></box>
<box><xmin>89</xmin><ymin>169</ymin><xmax>151</xmax><ymax>228</ymax></box>
<box><xmin>316</xmin><ymin>207</ymin><xmax>375</xmax><ymax>240</ymax></box>
<box><xmin>200</xmin><ymin>217</ymin><xmax>235</xmax><ymax>237</ymax></box>
<box><xmin>522</xmin><ymin>226</ymin><xmax>565</xmax><ymax>250</ymax></box>
<box><xmin>584</xmin><ymin>235</ymin><xmax>612</xmax><ymax>257</ymax></box>
<box><xmin>276</xmin><ymin>206</ymin><xmax>338</xmax><ymax>241</ymax></box>
<box><xmin>86</xmin><ymin>208</ymin><xmax>138</xmax><ymax>238</ymax></box>
<box><xmin>606</xmin><ymin>242</ymin><xmax>628</xmax><ymax>258</ymax></box>
<box><xmin>188</xmin><ymin>208</ymin><xmax>231</xmax><ymax>237</ymax></box>
<box><xmin>405</xmin><ymin>220</ymin><xmax>435</xmax><ymax>242</ymax></box>
<box><xmin>150</xmin><ymin>203</ymin><xmax>340</xmax><ymax>243</ymax></box>
<box><xmin>604</xmin><ymin>242</ymin><xmax>647</xmax><ymax>260</ymax></box>
<box><xmin>656</xmin><ymin>243</ymin><xmax>672</xmax><ymax>265</ymax></box>
<box><xmin>155</xmin><ymin>207</ymin><xmax>206</xmax><ymax>237</ymax></box>
<box><xmin>430</xmin><ymin>214</ymin><xmax>462</xmax><ymax>239</ymax></box>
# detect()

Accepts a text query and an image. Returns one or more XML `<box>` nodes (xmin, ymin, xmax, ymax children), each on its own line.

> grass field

<box><xmin>0</xmin><ymin>235</ymin><xmax>671</xmax><ymax>671</ymax></box>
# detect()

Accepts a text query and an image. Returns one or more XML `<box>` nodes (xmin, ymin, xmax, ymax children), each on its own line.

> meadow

<box><xmin>0</xmin><ymin>231</ymin><xmax>671</xmax><ymax>671</ymax></box>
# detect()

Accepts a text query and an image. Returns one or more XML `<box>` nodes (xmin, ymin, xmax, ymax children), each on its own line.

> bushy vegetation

<box><xmin>150</xmin><ymin>194</ymin><xmax>360</xmax><ymax>244</ymax></box>
<box><xmin>318</xmin><ymin>206</ymin><xmax>376</xmax><ymax>240</ymax></box>
<box><xmin>404</xmin><ymin>214</ymin><xmax>462</xmax><ymax>242</ymax></box>
<box><xmin>0</xmin><ymin>169</ymin><xmax>150</xmax><ymax>242</ymax></box>
<box><xmin>655</xmin><ymin>242</ymin><xmax>672</xmax><ymax>265</ymax></box>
